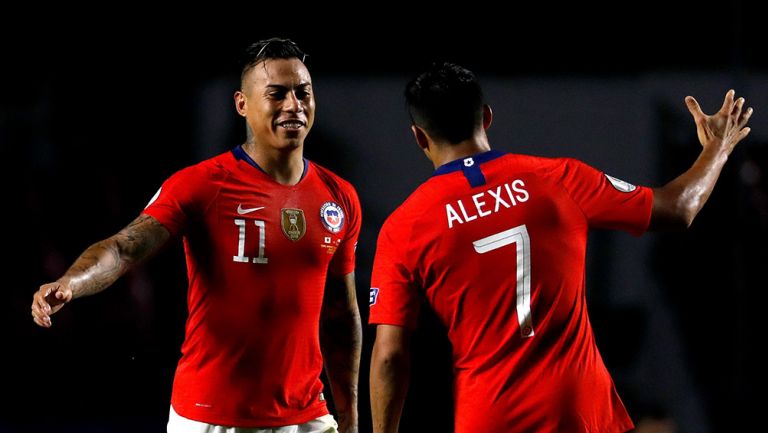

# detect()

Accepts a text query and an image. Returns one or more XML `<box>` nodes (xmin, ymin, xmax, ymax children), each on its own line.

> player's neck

<box><xmin>242</xmin><ymin>142</ymin><xmax>305</xmax><ymax>185</ymax></box>
<box><xmin>430</xmin><ymin>133</ymin><xmax>491</xmax><ymax>169</ymax></box>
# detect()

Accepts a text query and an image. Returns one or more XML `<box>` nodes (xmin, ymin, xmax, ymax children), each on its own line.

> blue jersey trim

<box><xmin>232</xmin><ymin>145</ymin><xmax>309</xmax><ymax>179</ymax></box>
<box><xmin>432</xmin><ymin>149</ymin><xmax>506</xmax><ymax>187</ymax></box>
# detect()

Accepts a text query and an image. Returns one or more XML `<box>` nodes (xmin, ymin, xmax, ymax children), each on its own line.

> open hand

<box><xmin>685</xmin><ymin>89</ymin><xmax>753</xmax><ymax>155</ymax></box>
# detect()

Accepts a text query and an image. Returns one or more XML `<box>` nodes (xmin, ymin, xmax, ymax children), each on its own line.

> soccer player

<box><xmin>368</xmin><ymin>62</ymin><xmax>752</xmax><ymax>433</ymax></box>
<box><xmin>31</xmin><ymin>38</ymin><xmax>362</xmax><ymax>433</ymax></box>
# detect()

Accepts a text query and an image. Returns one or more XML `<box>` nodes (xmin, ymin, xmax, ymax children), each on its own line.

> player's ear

<box><xmin>483</xmin><ymin>104</ymin><xmax>493</xmax><ymax>130</ymax></box>
<box><xmin>411</xmin><ymin>125</ymin><xmax>429</xmax><ymax>150</ymax></box>
<box><xmin>234</xmin><ymin>90</ymin><xmax>247</xmax><ymax>117</ymax></box>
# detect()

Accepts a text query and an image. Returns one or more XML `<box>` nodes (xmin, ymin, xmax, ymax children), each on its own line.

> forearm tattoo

<box><xmin>64</xmin><ymin>215</ymin><xmax>168</xmax><ymax>298</ymax></box>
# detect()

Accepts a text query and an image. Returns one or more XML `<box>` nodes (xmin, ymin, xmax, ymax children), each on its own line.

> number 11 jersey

<box><xmin>143</xmin><ymin>145</ymin><xmax>361</xmax><ymax>427</ymax></box>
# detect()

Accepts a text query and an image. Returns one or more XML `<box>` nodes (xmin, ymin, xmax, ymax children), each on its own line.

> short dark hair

<box><xmin>405</xmin><ymin>62</ymin><xmax>484</xmax><ymax>144</ymax></box>
<box><xmin>240</xmin><ymin>38</ymin><xmax>308</xmax><ymax>83</ymax></box>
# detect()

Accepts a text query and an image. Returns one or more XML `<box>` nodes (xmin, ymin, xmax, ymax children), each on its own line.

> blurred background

<box><xmin>3</xmin><ymin>4</ymin><xmax>766</xmax><ymax>432</ymax></box>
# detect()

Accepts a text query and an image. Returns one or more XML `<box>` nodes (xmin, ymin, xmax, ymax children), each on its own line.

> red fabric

<box><xmin>143</xmin><ymin>149</ymin><xmax>361</xmax><ymax>427</ymax></box>
<box><xmin>370</xmin><ymin>152</ymin><xmax>651</xmax><ymax>433</ymax></box>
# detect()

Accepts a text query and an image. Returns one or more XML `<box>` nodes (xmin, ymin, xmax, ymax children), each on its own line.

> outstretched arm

<box><xmin>320</xmin><ymin>272</ymin><xmax>362</xmax><ymax>433</ymax></box>
<box><xmin>370</xmin><ymin>324</ymin><xmax>412</xmax><ymax>433</ymax></box>
<box><xmin>31</xmin><ymin>214</ymin><xmax>171</xmax><ymax>327</ymax></box>
<box><xmin>650</xmin><ymin>90</ymin><xmax>753</xmax><ymax>230</ymax></box>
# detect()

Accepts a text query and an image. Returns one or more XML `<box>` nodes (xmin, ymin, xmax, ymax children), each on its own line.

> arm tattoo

<box><xmin>63</xmin><ymin>214</ymin><xmax>170</xmax><ymax>298</ymax></box>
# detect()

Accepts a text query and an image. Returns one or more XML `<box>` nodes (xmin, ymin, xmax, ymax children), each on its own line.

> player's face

<box><xmin>239</xmin><ymin>58</ymin><xmax>315</xmax><ymax>152</ymax></box>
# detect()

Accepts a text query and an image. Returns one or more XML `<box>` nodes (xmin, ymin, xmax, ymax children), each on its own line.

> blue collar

<box><xmin>432</xmin><ymin>149</ymin><xmax>505</xmax><ymax>187</ymax></box>
<box><xmin>432</xmin><ymin>149</ymin><xmax>506</xmax><ymax>176</ymax></box>
<box><xmin>232</xmin><ymin>145</ymin><xmax>309</xmax><ymax>180</ymax></box>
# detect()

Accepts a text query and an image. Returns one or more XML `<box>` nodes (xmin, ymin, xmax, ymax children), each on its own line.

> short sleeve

<box><xmin>142</xmin><ymin>164</ymin><xmax>222</xmax><ymax>236</ymax></box>
<box><xmin>368</xmin><ymin>219</ymin><xmax>421</xmax><ymax>329</ymax></box>
<box><xmin>560</xmin><ymin>159</ymin><xmax>653</xmax><ymax>236</ymax></box>
<box><xmin>329</xmin><ymin>184</ymin><xmax>362</xmax><ymax>277</ymax></box>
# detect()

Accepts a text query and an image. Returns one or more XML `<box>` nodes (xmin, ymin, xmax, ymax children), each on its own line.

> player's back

<box><xmin>372</xmin><ymin>150</ymin><xmax>648</xmax><ymax>432</ymax></box>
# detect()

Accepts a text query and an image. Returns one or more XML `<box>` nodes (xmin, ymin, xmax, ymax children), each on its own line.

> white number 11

<box><xmin>472</xmin><ymin>224</ymin><xmax>534</xmax><ymax>338</ymax></box>
<box><xmin>233</xmin><ymin>219</ymin><xmax>268</xmax><ymax>264</ymax></box>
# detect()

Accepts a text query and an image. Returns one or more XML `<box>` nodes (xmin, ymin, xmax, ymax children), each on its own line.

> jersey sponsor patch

<box><xmin>281</xmin><ymin>208</ymin><xmax>306</xmax><ymax>241</ymax></box>
<box><xmin>145</xmin><ymin>187</ymin><xmax>162</xmax><ymax>209</ymax></box>
<box><xmin>320</xmin><ymin>201</ymin><xmax>345</xmax><ymax>233</ymax></box>
<box><xmin>369</xmin><ymin>287</ymin><xmax>379</xmax><ymax>305</ymax></box>
<box><xmin>605</xmin><ymin>174</ymin><xmax>637</xmax><ymax>192</ymax></box>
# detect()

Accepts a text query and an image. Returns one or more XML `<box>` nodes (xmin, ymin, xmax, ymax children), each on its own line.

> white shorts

<box><xmin>167</xmin><ymin>405</ymin><xmax>338</xmax><ymax>433</ymax></box>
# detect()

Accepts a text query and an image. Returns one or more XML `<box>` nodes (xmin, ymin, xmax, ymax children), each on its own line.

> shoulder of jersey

<box><xmin>504</xmin><ymin>153</ymin><xmax>566</xmax><ymax>170</ymax></box>
<box><xmin>182</xmin><ymin>152</ymin><xmax>232</xmax><ymax>181</ymax></box>
<box><xmin>504</xmin><ymin>154</ymin><xmax>579</xmax><ymax>180</ymax></box>
<box><xmin>311</xmin><ymin>161</ymin><xmax>357</xmax><ymax>193</ymax></box>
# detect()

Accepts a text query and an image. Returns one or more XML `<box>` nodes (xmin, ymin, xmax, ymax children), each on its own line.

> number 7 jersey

<box><xmin>369</xmin><ymin>150</ymin><xmax>652</xmax><ymax>433</ymax></box>
<box><xmin>143</xmin><ymin>146</ymin><xmax>361</xmax><ymax>427</ymax></box>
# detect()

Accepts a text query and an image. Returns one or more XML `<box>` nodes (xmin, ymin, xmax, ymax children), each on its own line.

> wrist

<box><xmin>56</xmin><ymin>277</ymin><xmax>77</xmax><ymax>298</ymax></box>
<box><xmin>700</xmin><ymin>146</ymin><xmax>729</xmax><ymax>164</ymax></box>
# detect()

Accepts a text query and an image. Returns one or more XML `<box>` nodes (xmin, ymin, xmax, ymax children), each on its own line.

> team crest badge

<box><xmin>320</xmin><ymin>201</ymin><xmax>345</xmax><ymax>233</ymax></box>
<box><xmin>281</xmin><ymin>208</ymin><xmax>306</xmax><ymax>241</ymax></box>
<box><xmin>605</xmin><ymin>174</ymin><xmax>637</xmax><ymax>192</ymax></box>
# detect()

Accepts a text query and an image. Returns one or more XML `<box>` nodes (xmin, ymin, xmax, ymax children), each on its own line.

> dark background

<box><xmin>3</xmin><ymin>5</ymin><xmax>766</xmax><ymax>432</ymax></box>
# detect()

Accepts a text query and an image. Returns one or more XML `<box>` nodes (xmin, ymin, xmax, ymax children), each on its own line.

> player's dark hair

<box><xmin>405</xmin><ymin>62</ymin><xmax>485</xmax><ymax>145</ymax></box>
<box><xmin>240</xmin><ymin>38</ymin><xmax>308</xmax><ymax>83</ymax></box>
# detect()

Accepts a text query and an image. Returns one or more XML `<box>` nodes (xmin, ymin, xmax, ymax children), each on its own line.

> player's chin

<box><xmin>274</xmin><ymin>137</ymin><xmax>304</xmax><ymax>151</ymax></box>
<box><xmin>278</xmin><ymin>127</ymin><xmax>306</xmax><ymax>138</ymax></box>
<box><xmin>277</xmin><ymin>131</ymin><xmax>306</xmax><ymax>145</ymax></box>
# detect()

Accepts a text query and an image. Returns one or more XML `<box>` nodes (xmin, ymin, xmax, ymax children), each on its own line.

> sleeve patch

<box><xmin>369</xmin><ymin>288</ymin><xmax>380</xmax><ymax>305</ymax></box>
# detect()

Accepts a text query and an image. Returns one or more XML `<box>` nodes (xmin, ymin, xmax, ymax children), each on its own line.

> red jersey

<box><xmin>143</xmin><ymin>146</ymin><xmax>361</xmax><ymax>427</ymax></box>
<box><xmin>369</xmin><ymin>150</ymin><xmax>652</xmax><ymax>433</ymax></box>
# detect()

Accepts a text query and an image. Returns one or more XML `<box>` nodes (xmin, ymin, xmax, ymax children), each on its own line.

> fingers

<box><xmin>739</xmin><ymin>106</ymin><xmax>754</xmax><ymax>128</ymax></box>
<box><xmin>728</xmin><ymin>97</ymin><xmax>752</xmax><ymax>148</ymax></box>
<box><xmin>686</xmin><ymin>96</ymin><xmax>712</xmax><ymax>144</ymax></box>
<box><xmin>738</xmin><ymin>126</ymin><xmax>752</xmax><ymax>141</ymax></box>
<box><xmin>31</xmin><ymin>283</ymin><xmax>68</xmax><ymax>328</ymax></box>
<box><xmin>35</xmin><ymin>290</ymin><xmax>50</xmax><ymax>313</ymax></box>
<box><xmin>731</xmin><ymin>96</ymin><xmax>745</xmax><ymax>119</ymax></box>
<box><xmin>719</xmin><ymin>89</ymin><xmax>736</xmax><ymax>114</ymax></box>
<box><xmin>728</xmin><ymin>96</ymin><xmax>753</xmax><ymax>146</ymax></box>
<box><xmin>32</xmin><ymin>312</ymin><xmax>50</xmax><ymax>328</ymax></box>
<box><xmin>31</xmin><ymin>291</ymin><xmax>52</xmax><ymax>328</ymax></box>
<box><xmin>685</xmin><ymin>96</ymin><xmax>705</xmax><ymax>121</ymax></box>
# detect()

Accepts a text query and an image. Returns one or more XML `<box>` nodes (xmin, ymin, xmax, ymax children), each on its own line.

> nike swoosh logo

<box><xmin>237</xmin><ymin>204</ymin><xmax>265</xmax><ymax>215</ymax></box>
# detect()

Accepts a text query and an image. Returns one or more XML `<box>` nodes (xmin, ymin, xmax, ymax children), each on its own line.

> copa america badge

<box><xmin>320</xmin><ymin>201</ymin><xmax>345</xmax><ymax>233</ymax></box>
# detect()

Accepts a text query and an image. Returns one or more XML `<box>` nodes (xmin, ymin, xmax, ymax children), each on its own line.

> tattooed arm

<box><xmin>31</xmin><ymin>214</ymin><xmax>171</xmax><ymax>327</ymax></box>
<box><xmin>320</xmin><ymin>272</ymin><xmax>362</xmax><ymax>433</ymax></box>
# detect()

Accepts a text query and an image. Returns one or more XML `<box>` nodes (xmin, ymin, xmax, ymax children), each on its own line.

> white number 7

<box><xmin>472</xmin><ymin>224</ymin><xmax>534</xmax><ymax>338</ymax></box>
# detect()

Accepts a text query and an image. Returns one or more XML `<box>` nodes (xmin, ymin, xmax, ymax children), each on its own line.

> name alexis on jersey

<box><xmin>446</xmin><ymin>179</ymin><xmax>529</xmax><ymax>229</ymax></box>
